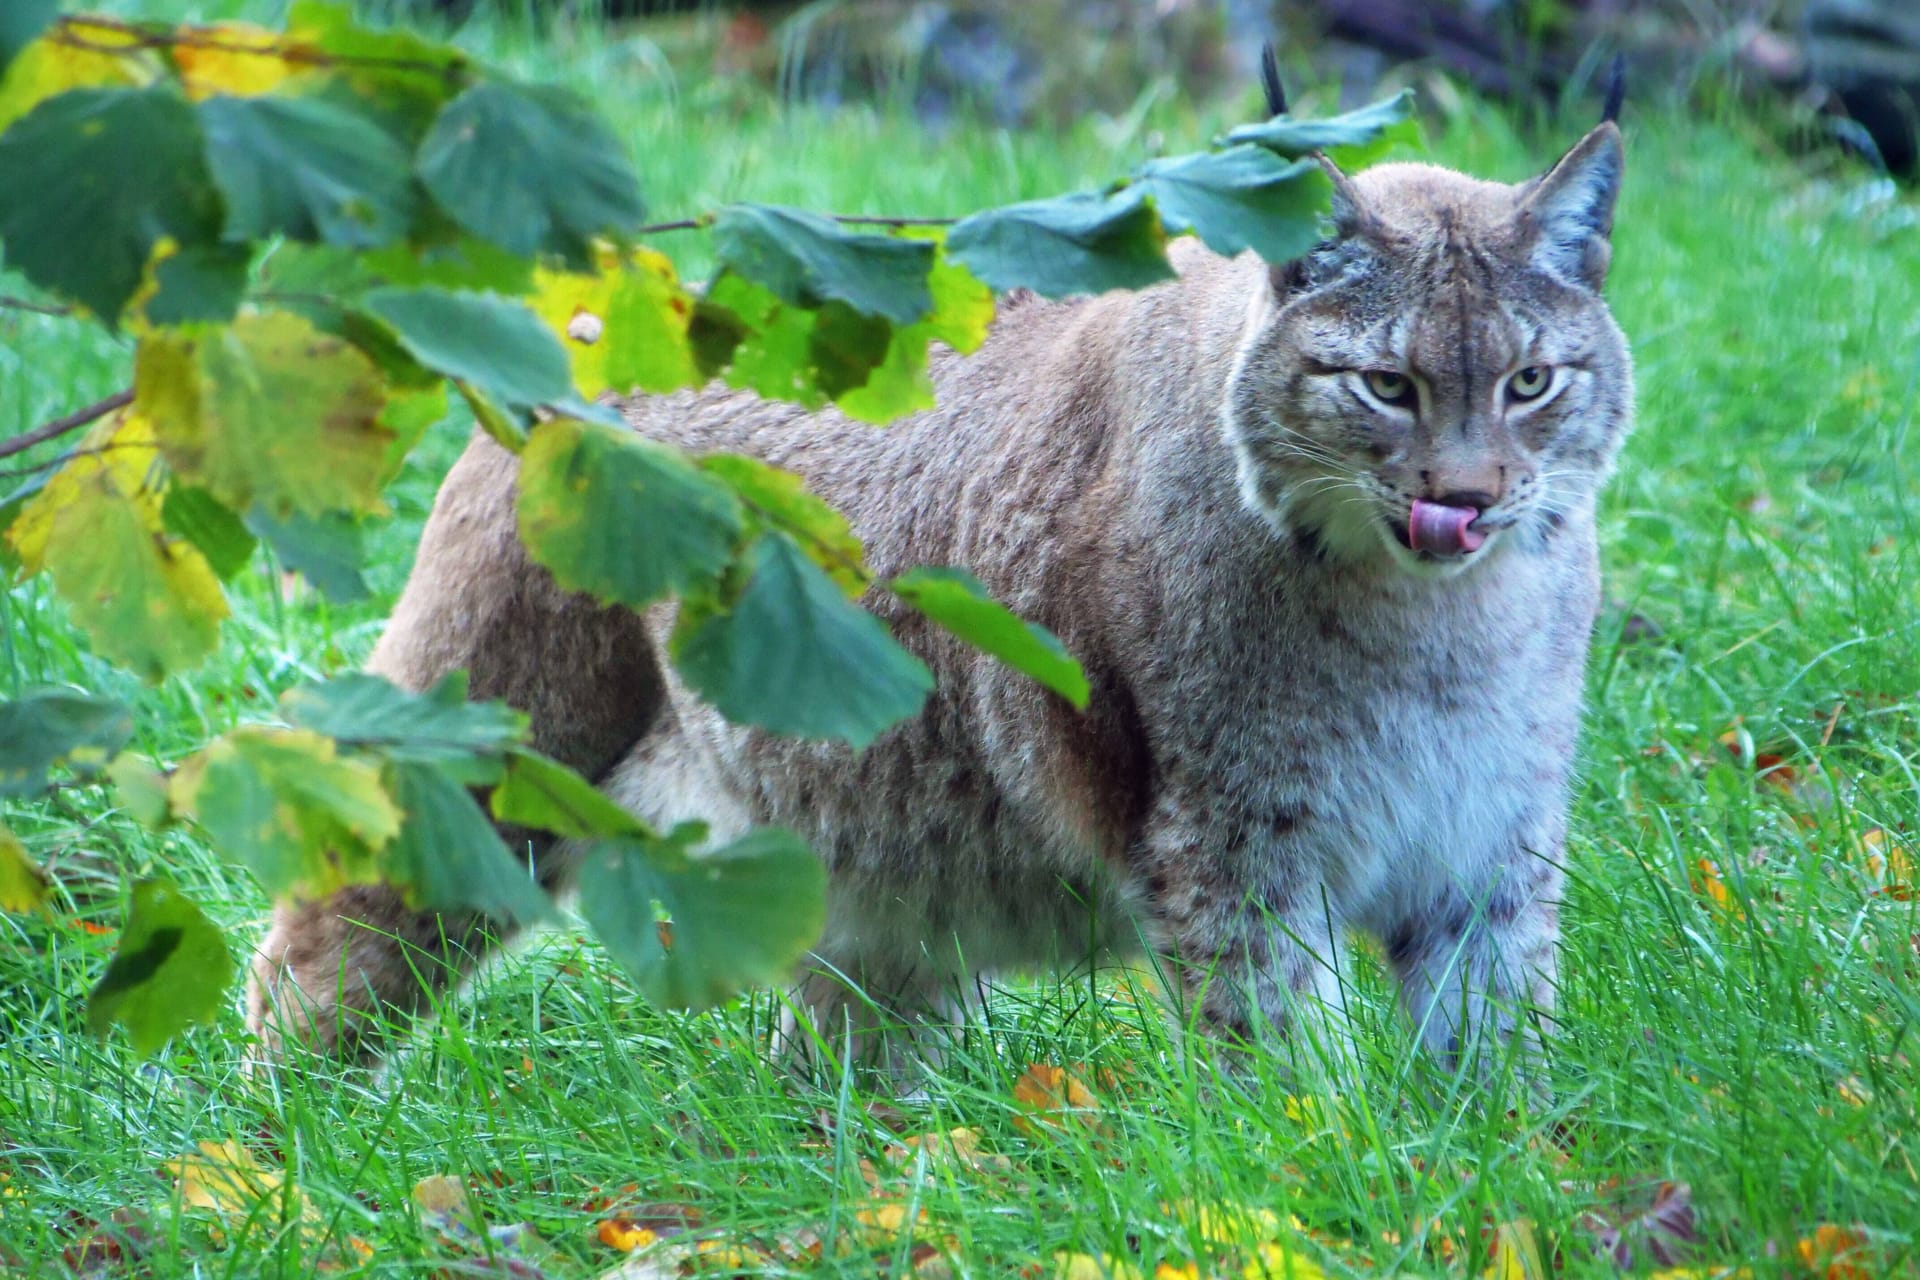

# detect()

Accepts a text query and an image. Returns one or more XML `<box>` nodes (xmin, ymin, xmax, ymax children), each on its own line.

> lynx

<box><xmin>249</xmin><ymin>117</ymin><xmax>1632</xmax><ymax>1080</ymax></box>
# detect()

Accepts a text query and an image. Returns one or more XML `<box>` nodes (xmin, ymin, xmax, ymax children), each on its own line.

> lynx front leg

<box><xmin>1382</xmin><ymin>854</ymin><xmax>1562</xmax><ymax>1079</ymax></box>
<box><xmin>1137</xmin><ymin>794</ymin><xmax>1353</xmax><ymax>1072</ymax></box>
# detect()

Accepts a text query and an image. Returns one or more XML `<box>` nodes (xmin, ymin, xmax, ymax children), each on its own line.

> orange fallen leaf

<box><xmin>1796</xmin><ymin>1225</ymin><xmax>1869</xmax><ymax>1280</ymax></box>
<box><xmin>1013</xmin><ymin>1064</ymin><xmax>1101</xmax><ymax>1135</ymax></box>
<box><xmin>599</xmin><ymin>1218</ymin><xmax>660</xmax><ymax>1252</ymax></box>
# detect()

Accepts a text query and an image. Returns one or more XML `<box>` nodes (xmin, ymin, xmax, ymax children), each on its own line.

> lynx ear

<box><xmin>1518</xmin><ymin>121</ymin><xmax>1623</xmax><ymax>290</ymax></box>
<box><xmin>1270</xmin><ymin>154</ymin><xmax>1375</xmax><ymax>296</ymax></box>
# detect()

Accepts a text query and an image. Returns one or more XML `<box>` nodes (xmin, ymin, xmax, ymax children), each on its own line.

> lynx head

<box><xmin>1223</xmin><ymin>123</ymin><xmax>1633</xmax><ymax>576</ymax></box>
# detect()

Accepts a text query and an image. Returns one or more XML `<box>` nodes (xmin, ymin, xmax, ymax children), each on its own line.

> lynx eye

<box><xmin>1362</xmin><ymin>369</ymin><xmax>1416</xmax><ymax>407</ymax></box>
<box><xmin>1507</xmin><ymin>365</ymin><xmax>1554</xmax><ymax>402</ymax></box>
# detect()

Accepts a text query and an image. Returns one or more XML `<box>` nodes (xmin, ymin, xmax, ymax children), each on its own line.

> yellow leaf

<box><xmin>8</xmin><ymin>411</ymin><xmax>229</xmax><ymax>681</ymax></box>
<box><xmin>0</xmin><ymin>20</ymin><xmax>152</xmax><ymax>134</ymax></box>
<box><xmin>169</xmin><ymin>726</ymin><xmax>401</xmax><ymax>899</ymax></box>
<box><xmin>169</xmin><ymin>1140</ymin><xmax>317</xmax><ymax>1245</ymax></box>
<box><xmin>531</xmin><ymin>246</ymin><xmax>698</xmax><ymax>401</ymax></box>
<box><xmin>1484</xmin><ymin>1220</ymin><xmax>1548</xmax><ymax>1280</ymax></box>
<box><xmin>0</xmin><ymin>825</ymin><xmax>51</xmax><ymax>913</ymax></box>
<box><xmin>171</xmin><ymin>23</ymin><xmax>309</xmax><ymax>101</ymax></box>
<box><xmin>1856</xmin><ymin>828</ymin><xmax>1914</xmax><ymax>898</ymax></box>
<box><xmin>886</xmin><ymin>1126</ymin><xmax>1013</xmax><ymax>1175</ymax></box>
<box><xmin>1161</xmin><ymin>1200</ymin><xmax>1284</xmax><ymax>1246</ymax></box>
<box><xmin>1244</xmin><ymin>1240</ymin><xmax>1327</xmax><ymax>1280</ymax></box>
<box><xmin>137</xmin><ymin>310</ymin><xmax>393</xmax><ymax>519</ymax></box>
<box><xmin>1053</xmin><ymin>1253</ymin><xmax>1142</xmax><ymax>1280</ymax></box>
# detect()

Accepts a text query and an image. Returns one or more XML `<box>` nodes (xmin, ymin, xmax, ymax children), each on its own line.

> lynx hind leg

<box><xmin>246</xmin><ymin>431</ymin><xmax>669</xmax><ymax>1062</ymax></box>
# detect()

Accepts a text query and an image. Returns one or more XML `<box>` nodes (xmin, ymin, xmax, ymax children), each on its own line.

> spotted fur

<box><xmin>249</xmin><ymin>125</ymin><xmax>1632</xmax><ymax>1081</ymax></box>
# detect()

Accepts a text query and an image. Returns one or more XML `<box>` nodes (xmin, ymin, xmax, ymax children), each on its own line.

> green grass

<box><xmin>5</xmin><ymin>5</ymin><xmax>1920</xmax><ymax>1277</ymax></box>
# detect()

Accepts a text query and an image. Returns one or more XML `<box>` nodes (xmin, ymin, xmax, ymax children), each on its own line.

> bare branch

<box><xmin>1</xmin><ymin>390</ymin><xmax>134</xmax><ymax>464</ymax></box>
<box><xmin>0</xmin><ymin>294</ymin><xmax>74</xmax><ymax>318</ymax></box>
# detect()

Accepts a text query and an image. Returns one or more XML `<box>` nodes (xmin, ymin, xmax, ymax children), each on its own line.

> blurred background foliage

<box><xmin>353</xmin><ymin>0</ymin><xmax>1919</xmax><ymax>177</ymax></box>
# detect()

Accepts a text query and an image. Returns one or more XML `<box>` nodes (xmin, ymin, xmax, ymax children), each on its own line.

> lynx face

<box><xmin>1224</xmin><ymin>124</ymin><xmax>1633</xmax><ymax>577</ymax></box>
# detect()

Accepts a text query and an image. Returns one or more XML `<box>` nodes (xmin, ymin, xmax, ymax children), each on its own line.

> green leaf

<box><xmin>171</xmin><ymin>727</ymin><xmax>402</xmax><ymax>899</ymax></box>
<box><xmin>713</xmin><ymin>205</ymin><xmax>934</xmax><ymax>325</ymax></box>
<box><xmin>699</xmin><ymin>453</ymin><xmax>866</xmax><ymax>595</ymax></box>
<box><xmin>0</xmin><ymin>1</ymin><xmax>59</xmax><ymax>76</ymax></box>
<box><xmin>29</xmin><ymin>442</ymin><xmax>229</xmax><ymax>682</ymax></box>
<box><xmin>138</xmin><ymin>309</ymin><xmax>392</xmax><ymax>519</ymax></box>
<box><xmin>835</xmin><ymin>241</ymin><xmax>994</xmax><ymax>424</ymax></box>
<box><xmin>281</xmin><ymin>671</ymin><xmax>525</xmax><ymax>780</ymax></box>
<box><xmin>198</xmin><ymin>91</ymin><xmax>416</xmax><ymax>248</ymax></box>
<box><xmin>490</xmin><ymin>749</ymin><xmax>647</xmax><ymax>840</ymax></box>
<box><xmin>362</xmin><ymin>287</ymin><xmax>572</xmax><ymax>412</ymax></box>
<box><xmin>107</xmin><ymin>753</ymin><xmax>173</xmax><ymax>829</ymax></box>
<box><xmin>416</xmin><ymin>81</ymin><xmax>646</xmax><ymax>264</ymax></box>
<box><xmin>161</xmin><ymin>485</ymin><xmax>257</xmax><ymax>580</ymax></box>
<box><xmin>0</xmin><ymin>824</ymin><xmax>50</xmax><ymax>913</ymax></box>
<box><xmin>575</xmin><ymin>824</ymin><xmax>826</xmax><ymax>1011</ymax></box>
<box><xmin>1136</xmin><ymin>148</ymin><xmax>1331</xmax><ymax>264</ymax></box>
<box><xmin>383</xmin><ymin>762</ymin><xmax>552</xmax><ymax>924</ymax></box>
<box><xmin>948</xmin><ymin>188</ymin><xmax>1173</xmax><ymax>299</ymax></box>
<box><xmin>889</xmin><ymin>566</ymin><xmax>1089</xmax><ymax>708</ymax></box>
<box><xmin>600</xmin><ymin>249</ymin><xmax>701</xmax><ymax>395</ymax></box>
<box><xmin>86</xmin><ymin>879</ymin><xmax>235</xmax><ymax>1055</ymax></box>
<box><xmin>672</xmin><ymin>534</ymin><xmax>932</xmax><ymax>749</ymax></box>
<box><xmin>517</xmin><ymin>417</ymin><xmax>744</xmax><ymax>609</ymax></box>
<box><xmin>243</xmin><ymin>506</ymin><xmax>369</xmax><ymax>602</ymax></box>
<box><xmin>0</xmin><ymin>690</ymin><xmax>134</xmax><ymax>796</ymax></box>
<box><xmin>0</xmin><ymin>87</ymin><xmax>222</xmax><ymax>324</ymax></box>
<box><xmin>1223</xmin><ymin>90</ymin><xmax>1419</xmax><ymax>169</ymax></box>
<box><xmin>146</xmin><ymin>244</ymin><xmax>251</xmax><ymax>326</ymax></box>
<box><xmin>697</xmin><ymin>272</ymin><xmax>827</xmax><ymax>407</ymax></box>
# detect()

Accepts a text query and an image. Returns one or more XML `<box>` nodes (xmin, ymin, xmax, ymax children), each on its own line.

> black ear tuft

<box><xmin>1260</xmin><ymin>42</ymin><xmax>1287</xmax><ymax>118</ymax></box>
<box><xmin>1601</xmin><ymin>53</ymin><xmax>1626</xmax><ymax>125</ymax></box>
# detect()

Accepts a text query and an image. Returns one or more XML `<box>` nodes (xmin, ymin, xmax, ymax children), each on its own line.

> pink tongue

<box><xmin>1408</xmin><ymin>500</ymin><xmax>1486</xmax><ymax>556</ymax></box>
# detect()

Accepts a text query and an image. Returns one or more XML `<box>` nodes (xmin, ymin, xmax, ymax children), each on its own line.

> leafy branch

<box><xmin>0</xmin><ymin>4</ymin><xmax>1417</xmax><ymax>1054</ymax></box>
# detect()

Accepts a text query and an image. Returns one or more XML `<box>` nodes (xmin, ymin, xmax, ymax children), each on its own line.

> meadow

<box><xmin>2</xmin><ymin>2</ymin><xmax>1918</xmax><ymax>1276</ymax></box>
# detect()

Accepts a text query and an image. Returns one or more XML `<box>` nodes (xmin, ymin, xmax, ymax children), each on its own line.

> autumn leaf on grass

<box><xmin>0</xmin><ymin>825</ymin><xmax>50</xmax><ymax>913</ymax></box>
<box><xmin>883</xmin><ymin>1126</ymin><xmax>1014</xmax><ymax>1176</ymax></box>
<box><xmin>1576</xmin><ymin>1181</ymin><xmax>1696</xmax><ymax>1270</ymax></box>
<box><xmin>1796</xmin><ymin>1225</ymin><xmax>1871</xmax><ymax>1280</ymax></box>
<box><xmin>1854</xmin><ymin>828</ymin><xmax>1914</xmax><ymax>900</ymax></box>
<box><xmin>1485</xmin><ymin>1219</ymin><xmax>1549</xmax><ymax>1280</ymax></box>
<box><xmin>1161</xmin><ymin>1200</ymin><xmax>1285</xmax><ymax>1248</ymax></box>
<box><xmin>1690</xmin><ymin>859</ymin><xmax>1742</xmax><ymax>920</ymax></box>
<box><xmin>169</xmin><ymin>1140</ymin><xmax>368</xmax><ymax>1265</ymax></box>
<box><xmin>595</xmin><ymin>1201</ymin><xmax>701</xmax><ymax>1255</ymax></box>
<box><xmin>1012</xmin><ymin>1063</ymin><xmax>1102</xmax><ymax>1135</ymax></box>
<box><xmin>413</xmin><ymin>1172</ymin><xmax>554</xmax><ymax>1274</ymax></box>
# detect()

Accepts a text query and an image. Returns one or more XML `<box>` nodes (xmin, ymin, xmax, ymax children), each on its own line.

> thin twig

<box><xmin>632</xmin><ymin>217</ymin><xmax>710</xmax><ymax>236</ymax></box>
<box><xmin>0</xmin><ymin>294</ymin><xmax>73</xmax><ymax>318</ymax></box>
<box><xmin>632</xmin><ymin>213</ymin><xmax>958</xmax><ymax>238</ymax></box>
<box><xmin>1</xmin><ymin>391</ymin><xmax>134</xmax><ymax>464</ymax></box>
